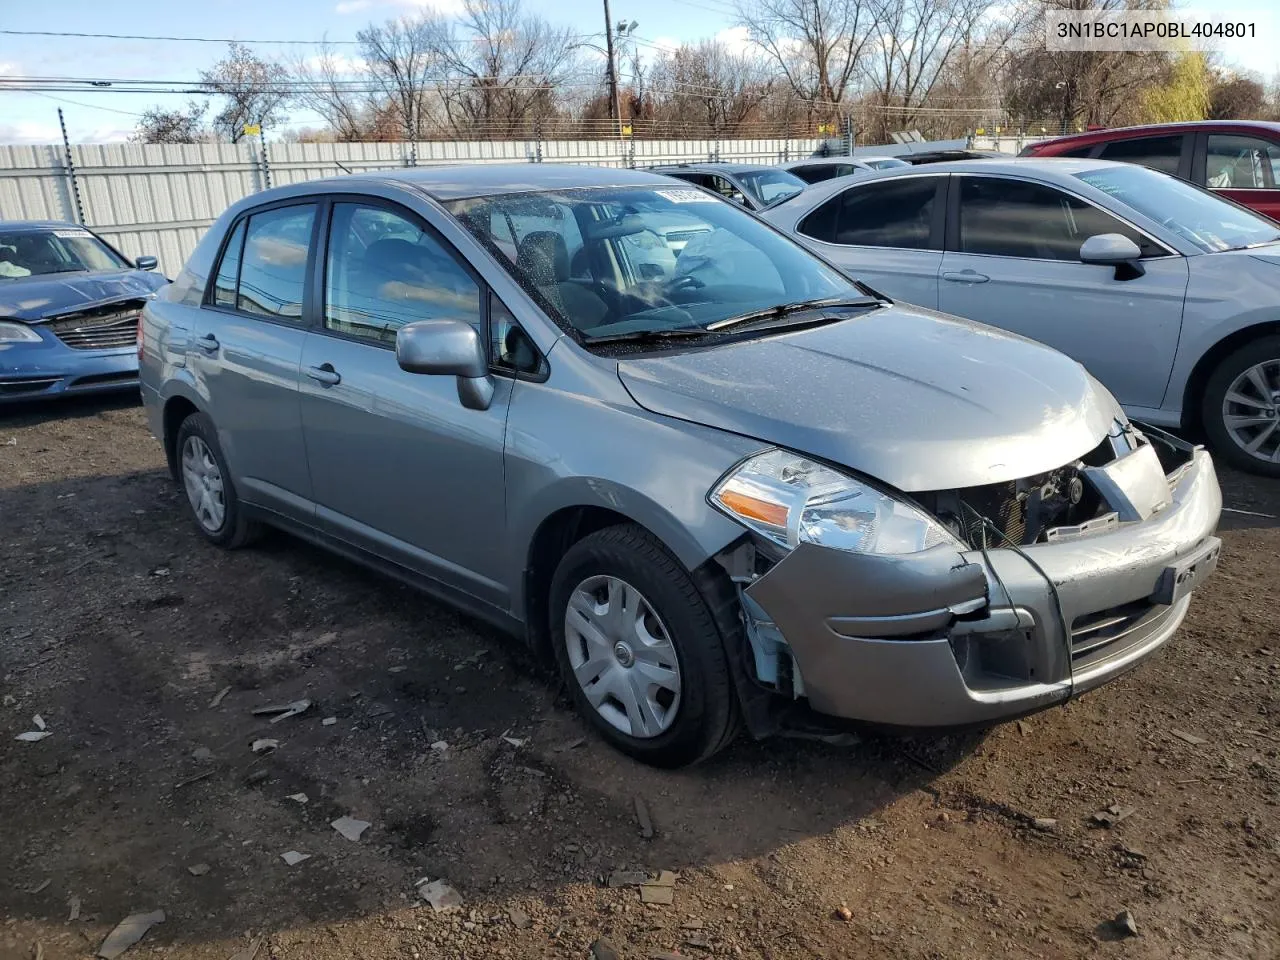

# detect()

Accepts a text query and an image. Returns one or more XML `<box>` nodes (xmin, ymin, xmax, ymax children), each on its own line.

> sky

<box><xmin>1</xmin><ymin>0</ymin><xmax>1278</xmax><ymax>144</ymax></box>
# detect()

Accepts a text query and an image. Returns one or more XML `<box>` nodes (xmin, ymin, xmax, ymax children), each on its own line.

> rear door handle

<box><xmin>195</xmin><ymin>333</ymin><xmax>220</xmax><ymax>352</ymax></box>
<box><xmin>942</xmin><ymin>271</ymin><xmax>989</xmax><ymax>283</ymax></box>
<box><xmin>306</xmin><ymin>363</ymin><xmax>341</xmax><ymax>387</ymax></box>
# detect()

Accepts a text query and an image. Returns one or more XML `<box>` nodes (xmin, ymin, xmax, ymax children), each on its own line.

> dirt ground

<box><xmin>1</xmin><ymin>395</ymin><xmax>1277</xmax><ymax>960</ymax></box>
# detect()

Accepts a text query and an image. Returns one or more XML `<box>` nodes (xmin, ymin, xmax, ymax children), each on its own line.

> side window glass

<box><xmin>1097</xmin><ymin>135</ymin><xmax>1183</xmax><ymax>175</ymax></box>
<box><xmin>835</xmin><ymin>178</ymin><xmax>939</xmax><ymax>249</ymax></box>
<box><xmin>211</xmin><ymin>219</ymin><xmax>246</xmax><ymax>308</ymax></box>
<box><xmin>797</xmin><ymin>195</ymin><xmax>840</xmax><ymax>243</ymax></box>
<box><xmin>1206</xmin><ymin>135</ymin><xmax>1280</xmax><ymax>189</ymax></box>
<box><xmin>1056</xmin><ymin>146</ymin><xmax>1097</xmax><ymax>159</ymax></box>
<box><xmin>489</xmin><ymin>293</ymin><xmax>543</xmax><ymax>375</ymax></box>
<box><xmin>791</xmin><ymin>166</ymin><xmax>826</xmax><ymax>184</ymax></box>
<box><xmin>710</xmin><ymin>176</ymin><xmax>747</xmax><ymax>205</ymax></box>
<box><xmin>237</xmin><ymin>204</ymin><xmax>316</xmax><ymax>320</ymax></box>
<box><xmin>958</xmin><ymin>178</ymin><xmax>1158</xmax><ymax>261</ymax></box>
<box><xmin>324</xmin><ymin>202</ymin><xmax>481</xmax><ymax>346</ymax></box>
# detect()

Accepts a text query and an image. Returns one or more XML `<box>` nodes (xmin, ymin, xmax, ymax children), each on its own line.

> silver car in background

<box><xmin>781</xmin><ymin>155</ymin><xmax>911</xmax><ymax>184</ymax></box>
<box><xmin>763</xmin><ymin>158</ymin><xmax>1280</xmax><ymax>476</ymax></box>
<box><xmin>140</xmin><ymin>164</ymin><xmax>1221</xmax><ymax>767</ymax></box>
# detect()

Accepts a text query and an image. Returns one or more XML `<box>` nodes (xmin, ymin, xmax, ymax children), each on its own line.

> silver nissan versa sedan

<box><xmin>140</xmin><ymin>164</ymin><xmax>1223</xmax><ymax>767</ymax></box>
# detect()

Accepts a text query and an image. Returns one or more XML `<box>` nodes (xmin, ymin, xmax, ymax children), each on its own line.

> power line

<box><xmin>0</xmin><ymin>28</ymin><xmax>361</xmax><ymax>45</ymax></box>
<box><xmin>25</xmin><ymin>92</ymin><xmax>145</xmax><ymax>117</ymax></box>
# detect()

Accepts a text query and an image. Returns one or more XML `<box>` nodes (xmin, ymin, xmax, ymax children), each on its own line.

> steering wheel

<box><xmin>661</xmin><ymin>274</ymin><xmax>705</xmax><ymax>296</ymax></box>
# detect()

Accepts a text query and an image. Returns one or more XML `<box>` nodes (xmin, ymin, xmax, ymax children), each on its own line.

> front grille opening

<box><xmin>47</xmin><ymin>300</ymin><xmax>144</xmax><ymax>351</ymax></box>
<box><xmin>0</xmin><ymin>377</ymin><xmax>60</xmax><ymax>395</ymax></box>
<box><xmin>1070</xmin><ymin>599</ymin><xmax>1170</xmax><ymax>669</ymax></box>
<box><xmin>71</xmin><ymin>371</ymin><xmax>137</xmax><ymax>388</ymax></box>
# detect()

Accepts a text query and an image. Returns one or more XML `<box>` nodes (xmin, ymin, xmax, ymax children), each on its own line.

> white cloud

<box><xmin>714</xmin><ymin>26</ymin><xmax>755</xmax><ymax>57</ymax></box>
<box><xmin>0</xmin><ymin>62</ymin><xmax>21</xmax><ymax>77</ymax></box>
<box><xmin>0</xmin><ymin>121</ymin><xmax>131</xmax><ymax>145</ymax></box>
<box><xmin>301</xmin><ymin>53</ymin><xmax>367</xmax><ymax>74</ymax></box>
<box><xmin>336</xmin><ymin>0</ymin><xmax>466</xmax><ymax>14</ymax></box>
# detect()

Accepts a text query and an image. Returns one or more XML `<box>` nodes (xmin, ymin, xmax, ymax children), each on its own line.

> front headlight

<box><xmin>0</xmin><ymin>321</ymin><xmax>41</xmax><ymax>343</ymax></box>
<box><xmin>709</xmin><ymin>449</ymin><xmax>961</xmax><ymax>555</ymax></box>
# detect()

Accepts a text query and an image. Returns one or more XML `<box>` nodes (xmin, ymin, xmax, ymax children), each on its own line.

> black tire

<box><xmin>1201</xmin><ymin>335</ymin><xmax>1280</xmax><ymax>477</ymax></box>
<box><xmin>549</xmin><ymin>524</ymin><xmax>738</xmax><ymax>767</ymax></box>
<box><xmin>174</xmin><ymin>411</ymin><xmax>261</xmax><ymax>548</ymax></box>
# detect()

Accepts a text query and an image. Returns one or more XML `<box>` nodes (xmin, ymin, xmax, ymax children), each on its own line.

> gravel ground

<box><xmin>1</xmin><ymin>395</ymin><xmax>1277</xmax><ymax>960</ymax></box>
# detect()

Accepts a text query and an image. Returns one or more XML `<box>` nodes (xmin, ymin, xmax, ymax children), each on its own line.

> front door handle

<box><xmin>306</xmin><ymin>363</ymin><xmax>341</xmax><ymax>387</ymax></box>
<box><xmin>942</xmin><ymin>270</ymin><xmax>990</xmax><ymax>283</ymax></box>
<box><xmin>195</xmin><ymin>333</ymin><xmax>220</xmax><ymax>352</ymax></box>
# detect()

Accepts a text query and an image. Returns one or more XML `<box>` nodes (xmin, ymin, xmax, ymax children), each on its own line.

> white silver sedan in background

<box><xmin>780</xmin><ymin>155</ymin><xmax>912</xmax><ymax>184</ymax></box>
<box><xmin>762</xmin><ymin>158</ymin><xmax>1280</xmax><ymax>476</ymax></box>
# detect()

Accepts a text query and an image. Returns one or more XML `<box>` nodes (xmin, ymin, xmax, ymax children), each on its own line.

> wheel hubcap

<box><xmin>181</xmin><ymin>435</ymin><xmax>226</xmax><ymax>533</ymax></box>
<box><xmin>563</xmin><ymin>575</ymin><xmax>682</xmax><ymax>739</ymax></box>
<box><xmin>1222</xmin><ymin>359</ymin><xmax>1280</xmax><ymax>463</ymax></box>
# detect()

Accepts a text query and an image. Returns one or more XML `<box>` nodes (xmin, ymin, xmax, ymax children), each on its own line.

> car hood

<box><xmin>616</xmin><ymin>305</ymin><xmax>1121</xmax><ymax>492</ymax></box>
<box><xmin>0</xmin><ymin>270</ymin><xmax>167</xmax><ymax>322</ymax></box>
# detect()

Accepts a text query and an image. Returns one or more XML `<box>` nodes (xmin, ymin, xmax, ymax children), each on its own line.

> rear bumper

<box><xmin>744</xmin><ymin>448</ymin><xmax>1222</xmax><ymax>727</ymax></box>
<box><xmin>0</xmin><ymin>333</ymin><xmax>138</xmax><ymax>403</ymax></box>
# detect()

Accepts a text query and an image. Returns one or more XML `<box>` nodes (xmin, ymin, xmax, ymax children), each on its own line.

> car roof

<box><xmin>0</xmin><ymin>220</ymin><xmax>85</xmax><ymax>231</ymax></box>
<box><xmin>647</xmin><ymin>162</ymin><xmax>777</xmax><ymax>175</ymax></box>
<box><xmin>317</xmin><ymin>163</ymin><xmax>683</xmax><ymax>202</ymax></box>
<box><xmin>1033</xmin><ymin>119</ymin><xmax>1280</xmax><ymax>150</ymax></box>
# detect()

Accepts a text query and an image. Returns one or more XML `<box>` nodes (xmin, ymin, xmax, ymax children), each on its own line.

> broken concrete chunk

<box><xmin>96</xmin><ymin>910</ymin><xmax>165</xmax><ymax>959</ymax></box>
<box><xmin>186</xmin><ymin>863</ymin><xmax>210</xmax><ymax>877</ymax></box>
<box><xmin>1032</xmin><ymin>818</ymin><xmax>1058</xmax><ymax>832</ymax></box>
<box><xmin>640</xmin><ymin>884</ymin><xmax>674</xmax><ymax>905</ymax></box>
<box><xmin>285</xmin><ymin>793</ymin><xmax>308</xmax><ymax>804</ymax></box>
<box><xmin>331</xmin><ymin>816</ymin><xmax>370</xmax><ymax>842</ymax></box>
<box><xmin>502</xmin><ymin>736</ymin><xmax>526</xmax><ymax>747</ymax></box>
<box><xmin>32</xmin><ymin>714</ymin><xmax>45</xmax><ymax>731</ymax></box>
<box><xmin>252</xmin><ymin>699</ymin><xmax>311</xmax><ymax>723</ymax></box>
<box><xmin>281</xmin><ymin>851</ymin><xmax>311</xmax><ymax>866</ymax></box>
<box><xmin>416</xmin><ymin>878</ymin><xmax>463</xmax><ymax>912</ymax></box>
<box><xmin>26</xmin><ymin>879</ymin><xmax>50</xmax><ymax>894</ymax></box>
<box><xmin>1111</xmin><ymin>909</ymin><xmax>1139</xmax><ymax>938</ymax></box>
<box><xmin>191</xmin><ymin>747</ymin><xmax>213</xmax><ymax>763</ymax></box>
<box><xmin>209</xmin><ymin>686</ymin><xmax>232</xmax><ymax>708</ymax></box>
<box><xmin>322</xmin><ymin>717</ymin><xmax>337</xmax><ymax>726</ymax></box>
<box><xmin>67</xmin><ymin>896</ymin><xmax>81</xmax><ymax>922</ymax></box>
<box><xmin>508</xmin><ymin>907</ymin><xmax>531</xmax><ymax>929</ymax></box>
<box><xmin>430</xmin><ymin>740</ymin><xmax>449</xmax><ymax>754</ymax></box>
<box><xmin>554</xmin><ymin>737</ymin><xmax>586</xmax><ymax>752</ymax></box>
<box><xmin>250</xmin><ymin>739</ymin><xmax>278</xmax><ymax>755</ymax></box>
<box><xmin>1171</xmin><ymin>729</ymin><xmax>1207</xmax><ymax>746</ymax></box>
<box><xmin>589</xmin><ymin>939</ymin><xmax>621</xmax><ymax>960</ymax></box>
<box><xmin>607</xmin><ymin>870</ymin><xmax>649</xmax><ymax>888</ymax></box>
<box><xmin>634</xmin><ymin>796</ymin><xmax>655</xmax><ymax>839</ymax></box>
<box><xmin>15</xmin><ymin>731</ymin><xmax>53</xmax><ymax>742</ymax></box>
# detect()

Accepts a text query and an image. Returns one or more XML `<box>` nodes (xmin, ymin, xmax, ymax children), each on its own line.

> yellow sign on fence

<box><xmin>243</xmin><ymin>124</ymin><xmax>261</xmax><ymax>136</ymax></box>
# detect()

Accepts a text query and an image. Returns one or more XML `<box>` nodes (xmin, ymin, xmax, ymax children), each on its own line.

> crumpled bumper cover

<box><xmin>744</xmin><ymin>448</ymin><xmax>1222</xmax><ymax>727</ymax></box>
<box><xmin>0</xmin><ymin>331</ymin><xmax>138</xmax><ymax>403</ymax></box>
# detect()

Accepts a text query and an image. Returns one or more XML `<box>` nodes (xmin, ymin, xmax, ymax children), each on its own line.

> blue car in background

<box><xmin>0</xmin><ymin>221</ymin><xmax>167</xmax><ymax>404</ymax></box>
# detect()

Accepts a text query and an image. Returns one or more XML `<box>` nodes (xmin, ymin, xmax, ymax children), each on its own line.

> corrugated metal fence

<box><xmin>0</xmin><ymin>137</ymin><xmax>826</xmax><ymax>276</ymax></box>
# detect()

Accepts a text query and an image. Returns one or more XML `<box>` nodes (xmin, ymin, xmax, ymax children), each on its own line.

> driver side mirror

<box><xmin>135</xmin><ymin>255</ymin><xmax>158</xmax><ymax>272</ymax></box>
<box><xmin>1079</xmin><ymin>233</ymin><xmax>1145</xmax><ymax>280</ymax></box>
<box><xmin>395</xmin><ymin>318</ymin><xmax>494</xmax><ymax>411</ymax></box>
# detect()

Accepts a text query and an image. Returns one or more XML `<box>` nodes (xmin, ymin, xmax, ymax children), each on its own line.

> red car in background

<box><xmin>1021</xmin><ymin>120</ymin><xmax>1280</xmax><ymax>221</ymax></box>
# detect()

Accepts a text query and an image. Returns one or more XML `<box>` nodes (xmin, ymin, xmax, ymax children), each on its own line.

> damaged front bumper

<box><xmin>741</xmin><ymin>447</ymin><xmax>1222</xmax><ymax>728</ymax></box>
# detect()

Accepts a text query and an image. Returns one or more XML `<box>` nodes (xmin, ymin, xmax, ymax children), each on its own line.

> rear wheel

<box><xmin>175</xmin><ymin>411</ymin><xmax>261</xmax><ymax>548</ymax></box>
<box><xmin>549</xmin><ymin>524</ymin><xmax>738</xmax><ymax>767</ymax></box>
<box><xmin>1201</xmin><ymin>336</ymin><xmax>1280</xmax><ymax>477</ymax></box>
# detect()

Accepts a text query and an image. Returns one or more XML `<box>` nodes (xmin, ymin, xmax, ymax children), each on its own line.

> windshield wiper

<box><xmin>706</xmin><ymin>296</ymin><xmax>881</xmax><ymax>332</ymax></box>
<box><xmin>579</xmin><ymin>326</ymin><xmax>710</xmax><ymax>346</ymax></box>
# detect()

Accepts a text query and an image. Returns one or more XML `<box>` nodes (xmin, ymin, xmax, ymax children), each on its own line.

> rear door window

<box><xmin>1096</xmin><ymin>135</ymin><xmax>1184</xmax><ymax>175</ymax></box>
<box><xmin>1206</xmin><ymin>134</ymin><xmax>1280</xmax><ymax>189</ymax></box>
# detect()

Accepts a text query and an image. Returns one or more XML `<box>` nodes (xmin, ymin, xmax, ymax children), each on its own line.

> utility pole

<box><xmin>603</xmin><ymin>0</ymin><xmax>622</xmax><ymax>137</ymax></box>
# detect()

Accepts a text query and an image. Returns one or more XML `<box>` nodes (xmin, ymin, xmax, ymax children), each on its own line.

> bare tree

<box><xmin>200</xmin><ymin>43</ymin><xmax>291</xmax><ymax>142</ymax></box>
<box><xmin>733</xmin><ymin>0</ymin><xmax>878</xmax><ymax>116</ymax></box>
<box><xmin>290</xmin><ymin>42</ymin><xmax>370</xmax><ymax>141</ymax></box>
<box><xmin>649</xmin><ymin>40</ymin><xmax>777</xmax><ymax>135</ymax></box>
<box><xmin>424</xmin><ymin>0</ymin><xmax>582</xmax><ymax>138</ymax></box>
<box><xmin>357</xmin><ymin>16</ymin><xmax>441</xmax><ymax>140</ymax></box>
<box><xmin>1209</xmin><ymin>72</ymin><xmax>1271</xmax><ymax>120</ymax></box>
<box><xmin>131</xmin><ymin>101</ymin><xmax>209</xmax><ymax>144</ymax></box>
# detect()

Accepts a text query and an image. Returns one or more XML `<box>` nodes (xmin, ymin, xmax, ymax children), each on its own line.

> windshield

<box><xmin>0</xmin><ymin>228</ymin><xmax>128</xmax><ymax>279</ymax></box>
<box><xmin>1075</xmin><ymin>165</ymin><xmax>1280</xmax><ymax>253</ymax></box>
<box><xmin>864</xmin><ymin>158</ymin><xmax>911</xmax><ymax>170</ymax></box>
<box><xmin>733</xmin><ymin>169</ymin><xmax>806</xmax><ymax>208</ymax></box>
<box><xmin>447</xmin><ymin>185</ymin><xmax>861</xmax><ymax>341</ymax></box>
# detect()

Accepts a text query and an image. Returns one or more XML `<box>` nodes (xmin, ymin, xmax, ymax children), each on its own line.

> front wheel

<box><xmin>549</xmin><ymin>524</ymin><xmax>738</xmax><ymax>767</ymax></box>
<box><xmin>1201</xmin><ymin>336</ymin><xmax>1280</xmax><ymax>477</ymax></box>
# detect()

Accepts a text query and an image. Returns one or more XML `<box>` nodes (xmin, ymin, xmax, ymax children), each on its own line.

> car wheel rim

<box><xmin>1222</xmin><ymin>359</ymin><xmax>1280</xmax><ymax>463</ymax></box>
<box><xmin>564</xmin><ymin>574</ymin><xmax>682</xmax><ymax>739</ymax></box>
<box><xmin>181</xmin><ymin>435</ymin><xmax>226</xmax><ymax>533</ymax></box>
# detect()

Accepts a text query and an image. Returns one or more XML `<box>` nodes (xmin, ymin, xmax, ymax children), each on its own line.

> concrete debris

<box><xmin>634</xmin><ymin>796</ymin><xmax>655</xmax><ymax>839</ymax></box>
<box><xmin>681</xmin><ymin>918</ymin><xmax>705</xmax><ymax>930</ymax></box>
<box><xmin>501</xmin><ymin>736</ymin><xmax>526</xmax><ymax>748</ymax></box>
<box><xmin>250</xmin><ymin>739</ymin><xmax>278</xmax><ymax>755</ymax></box>
<box><xmin>1091</xmin><ymin>804</ymin><xmax>1137</xmax><ymax>828</ymax></box>
<box><xmin>1032</xmin><ymin>818</ymin><xmax>1058</xmax><ymax>832</ymax></box>
<box><xmin>322</xmin><ymin>717</ymin><xmax>337</xmax><ymax>726</ymax></box>
<box><xmin>32</xmin><ymin>714</ymin><xmax>45</xmax><ymax>731</ymax></box>
<box><xmin>150</xmin><ymin>566</ymin><xmax>170</xmax><ymax>577</ymax></box>
<box><xmin>416</xmin><ymin>878</ymin><xmax>463</xmax><ymax>912</ymax></box>
<box><xmin>96</xmin><ymin>909</ymin><xmax>165</xmax><ymax>959</ymax></box>
<box><xmin>26</xmin><ymin>879</ymin><xmax>50</xmax><ymax>894</ymax></box>
<box><xmin>192</xmin><ymin>747</ymin><xmax>213</xmax><ymax>762</ymax></box>
<box><xmin>281</xmin><ymin>851</ymin><xmax>311</xmax><ymax>866</ymax></box>
<box><xmin>683</xmin><ymin>935</ymin><xmax>712</xmax><ymax>950</ymax></box>
<box><xmin>331</xmin><ymin>816</ymin><xmax>371</xmax><ymax>842</ymax></box>
<box><xmin>508</xmin><ymin>907</ymin><xmax>531</xmax><ymax>929</ymax></box>
<box><xmin>430</xmin><ymin>741</ymin><xmax>449</xmax><ymax>754</ymax></box>
<box><xmin>251</xmin><ymin>699</ymin><xmax>311</xmax><ymax>724</ymax></box>
<box><xmin>589</xmin><ymin>939</ymin><xmax>621</xmax><ymax>960</ymax></box>
<box><xmin>68</xmin><ymin>896</ymin><xmax>81</xmax><ymax>922</ymax></box>
<box><xmin>640</xmin><ymin>871</ymin><xmax>677</xmax><ymax>905</ymax></box>
<box><xmin>1171</xmin><ymin>729</ymin><xmax>1207</xmax><ymax>746</ymax></box>
<box><xmin>607</xmin><ymin>870</ymin><xmax>650</xmax><ymax>888</ymax></box>
<box><xmin>187</xmin><ymin>863</ymin><xmax>211</xmax><ymax>877</ymax></box>
<box><xmin>15</xmin><ymin>731</ymin><xmax>52</xmax><ymax>742</ymax></box>
<box><xmin>1017</xmin><ymin>720</ymin><xmax>1032</xmax><ymax>736</ymax></box>
<box><xmin>1111</xmin><ymin>909</ymin><xmax>1139</xmax><ymax>938</ymax></box>
<box><xmin>554</xmin><ymin>737</ymin><xmax>586</xmax><ymax>752</ymax></box>
<box><xmin>244</xmin><ymin>769</ymin><xmax>269</xmax><ymax>786</ymax></box>
<box><xmin>286</xmin><ymin>793</ymin><xmax>308</xmax><ymax>804</ymax></box>
<box><xmin>3</xmin><ymin>436</ymin><xmax>15</xmax><ymax>445</ymax></box>
<box><xmin>209</xmin><ymin>686</ymin><xmax>232</xmax><ymax>708</ymax></box>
